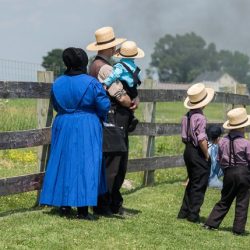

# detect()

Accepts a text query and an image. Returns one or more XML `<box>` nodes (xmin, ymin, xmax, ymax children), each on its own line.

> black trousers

<box><xmin>178</xmin><ymin>143</ymin><xmax>210</xmax><ymax>220</ymax></box>
<box><xmin>95</xmin><ymin>105</ymin><xmax>130</xmax><ymax>213</ymax></box>
<box><xmin>205</xmin><ymin>166</ymin><xmax>250</xmax><ymax>233</ymax></box>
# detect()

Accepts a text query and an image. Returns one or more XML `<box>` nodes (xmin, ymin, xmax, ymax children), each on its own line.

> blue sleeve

<box><xmin>210</xmin><ymin>144</ymin><xmax>223</xmax><ymax>177</ymax></box>
<box><xmin>93</xmin><ymin>79</ymin><xmax>111</xmax><ymax>121</ymax></box>
<box><xmin>103</xmin><ymin>64</ymin><xmax>124</xmax><ymax>86</ymax></box>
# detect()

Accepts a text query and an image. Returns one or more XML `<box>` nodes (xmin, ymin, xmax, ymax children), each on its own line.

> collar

<box><xmin>189</xmin><ymin>108</ymin><xmax>203</xmax><ymax>115</ymax></box>
<box><xmin>228</xmin><ymin>130</ymin><xmax>244</xmax><ymax>139</ymax></box>
<box><xmin>96</xmin><ymin>54</ymin><xmax>112</xmax><ymax>65</ymax></box>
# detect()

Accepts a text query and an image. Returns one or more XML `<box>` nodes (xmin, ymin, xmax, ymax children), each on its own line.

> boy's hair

<box><xmin>206</xmin><ymin>125</ymin><xmax>224</xmax><ymax>141</ymax></box>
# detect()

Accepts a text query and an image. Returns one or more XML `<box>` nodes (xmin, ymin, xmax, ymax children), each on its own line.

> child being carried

<box><xmin>103</xmin><ymin>41</ymin><xmax>144</xmax><ymax>132</ymax></box>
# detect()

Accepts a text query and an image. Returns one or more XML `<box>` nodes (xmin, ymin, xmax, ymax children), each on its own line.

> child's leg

<box><xmin>127</xmin><ymin>110</ymin><xmax>139</xmax><ymax>132</ymax></box>
<box><xmin>205</xmin><ymin>168</ymin><xmax>237</xmax><ymax>228</ymax></box>
<box><xmin>233</xmin><ymin>168</ymin><xmax>250</xmax><ymax>234</ymax></box>
<box><xmin>233</xmin><ymin>188</ymin><xmax>250</xmax><ymax>233</ymax></box>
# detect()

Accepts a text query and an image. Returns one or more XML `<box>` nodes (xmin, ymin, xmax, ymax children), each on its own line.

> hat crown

<box><xmin>95</xmin><ymin>27</ymin><xmax>115</xmax><ymax>44</ymax></box>
<box><xmin>187</xmin><ymin>83</ymin><xmax>207</xmax><ymax>104</ymax></box>
<box><xmin>120</xmin><ymin>41</ymin><xmax>138</xmax><ymax>57</ymax></box>
<box><xmin>227</xmin><ymin>108</ymin><xmax>248</xmax><ymax>126</ymax></box>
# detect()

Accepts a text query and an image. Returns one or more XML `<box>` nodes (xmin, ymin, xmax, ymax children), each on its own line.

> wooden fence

<box><xmin>1</xmin><ymin>76</ymin><xmax>250</xmax><ymax>197</ymax></box>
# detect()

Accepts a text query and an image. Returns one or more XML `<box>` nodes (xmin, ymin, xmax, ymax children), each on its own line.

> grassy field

<box><xmin>0</xmin><ymin>99</ymin><xmax>250</xmax><ymax>249</ymax></box>
<box><xmin>0</xmin><ymin>168</ymin><xmax>250</xmax><ymax>249</ymax></box>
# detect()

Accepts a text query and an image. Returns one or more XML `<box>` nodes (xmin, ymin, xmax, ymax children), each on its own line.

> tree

<box><xmin>149</xmin><ymin>32</ymin><xmax>250</xmax><ymax>86</ymax></box>
<box><xmin>218</xmin><ymin>50</ymin><xmax>250</xmax><ymax>85</ymax></box>
<box><xmin>42</xmin><ymin>49</ymin><xmax>65</xmax><ymax>77</ymax></box>
<box><xmin>149</xmin><ymin>33</ymin><xmax>219</xmax><ymax>82</ymax></box>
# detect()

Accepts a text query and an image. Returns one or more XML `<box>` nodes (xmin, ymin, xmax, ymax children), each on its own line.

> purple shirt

<box><xmin>181</xmin><ymin>109</ymin><xmax>208</xmax><ymax>147</ymax></box>
<box><xmin>218</xmin><ymin>131</ymin><xmax>250</xmax><ymax>168</ymax></box>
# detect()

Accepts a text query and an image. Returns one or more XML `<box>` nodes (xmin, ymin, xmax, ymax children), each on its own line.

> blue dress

<box><xmin>208</xmin><ymin>143</ymin><xmax>224</xmax><ymax>189</ymax></box>
<box><xmin>39</xmin><ymin>74</ymin><xmax>110</xmax><ymax>207</ymax></box>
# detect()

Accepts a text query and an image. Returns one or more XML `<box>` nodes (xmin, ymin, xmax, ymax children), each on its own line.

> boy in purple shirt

<box><xmin>178</xmin><ymin>83</ymin><xmax>215</xmax><ymax>223</ymax></box>
<box><xmin>204</xmin><ymin>107</ymin><xmax>250</xmax><ymax>235</ymax></box>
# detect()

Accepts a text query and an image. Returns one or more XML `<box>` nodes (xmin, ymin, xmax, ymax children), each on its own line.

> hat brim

<box><xmin>114</xmin><ymin>47</ymin><xmax>145</xmax><ymax>59</ymax></box>
<box><xmin>223</xmin><ymin>115</ymin><xmax>250</xmax><ymax>130</ymax></box>
<box><xmin>184</xmin><ymin>88</ymin><xmax>215</xmax><ymax>109</ymax></box>
<box><xmin>86</xmin><ymin>38</ymin><xmax>126</xmax><ymax>51</ymax></box>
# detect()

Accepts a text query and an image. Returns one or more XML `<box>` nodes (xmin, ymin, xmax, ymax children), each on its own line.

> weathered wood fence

<box><xmin>1</xmin><ymin>75</ymin><xmax>250</xmax><ymax>197</ymax></box>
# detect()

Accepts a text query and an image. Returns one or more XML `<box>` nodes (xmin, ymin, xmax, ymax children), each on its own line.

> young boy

<box><xmin>178</xmin><ymin>83</ymin><xmax>215</xmax><ymax>223</ymax></box>
<box><xmin>204</xmin><ymin>107</ymin><xmax>250</xmax><ymax>235</ymax></box>
<box><xmin>207</xmin><ymin>125</ymin><xmax>224</xmax><ymax>189</ymax></box>
<box><xmin>103</xmin><ymin>40</ymin><xmax>144</xmax><ymax>132</ymax></box>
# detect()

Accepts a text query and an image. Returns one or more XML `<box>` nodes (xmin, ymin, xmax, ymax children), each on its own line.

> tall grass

<box><xmin>0</xmin><ymin>99</ymin><xmax>37</xmax><ymax>132</ymax></box>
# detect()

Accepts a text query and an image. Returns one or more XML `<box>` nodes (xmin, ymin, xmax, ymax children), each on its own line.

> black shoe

<box><xmin>177</xmin><ymin>212</ymin><xmax>188</xmax><ymax>219</ymax></box>
<box><xmin>202</xmin><ymin>224</ymin><xmax>217</xmax><ymax>230</ymax></box>
<box><xmin>111</xmin><ymin>206</ymin><xmax>127</xmax><ymax>216</ymax></box>
<box><xmin>187</xmin><ymin>215</ymin><xmax>200</xmax><ymax>223</ymax></box>
<box><xmin>77</xmin><ymin>214</ymin><xmax>96</xmax><ymax>221</ymax></box>
<box><xmin>128</xmin><ymin>118</ymin><xmax>139</xmax><ymax>132</ymax></box>
<box><xmin>59</xmin><ymin>206</ymin><xmax>71</xmax><ymax>217</ymax></box>
<box><xmin>233</xmin><ymin>230</ymin><xmax>244</xmax><ymax>236</ymax></box>
<box><xmin>93</xmin><ymin>208</ymin><xmax>113</xmax><ymax>217</ymax></box>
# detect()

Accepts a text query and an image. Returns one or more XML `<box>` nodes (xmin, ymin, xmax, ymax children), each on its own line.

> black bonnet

<box><xmin>62</xmin><ymin>47</ymin><xmax>88</xmax><ymax>75</ymax></box>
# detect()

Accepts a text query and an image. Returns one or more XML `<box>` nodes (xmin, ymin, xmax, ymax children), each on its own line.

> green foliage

<box><xmin>42</xmin><ymin>49</ymin><xmax>65</xmax><ymax>78</ymax></box>
<box><xmin>1</xmin><ymin>100</ymin><xmax>250</xmax><ymax>249</ymax></box>
<box><xmin>0</xmin><ymin>99</ymin><xmax>37</xmax><ymax>132</ymax></box>
<box><xmin>150</xmin><ymin>33</ymin><xmax>219</xmax><ymax>82</ymax></box>
<box><xmin>218</xmin><ymin>50</ymin><xmax>250</xmax><ymax>85</ymax></box>
<box><xmin>1</xmin><ymin>172</ymin><xmax>250</xmax><ymax>249</ymax></box>
<box><xmin>149</xmin><ymin>32</ymin><xmax>250</xmax><ymax>86</ymax></box>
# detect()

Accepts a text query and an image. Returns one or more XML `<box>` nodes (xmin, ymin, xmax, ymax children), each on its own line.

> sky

<box><xmin>0</xmin><ymin>0</ymin><xmax>250</xmax><ymax>73</ymax></box>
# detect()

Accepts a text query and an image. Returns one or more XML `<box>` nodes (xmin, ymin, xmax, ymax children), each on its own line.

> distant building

<box><xmin>193</xmin><ymin>71</ymin><xmax>249</xmax><ymax>95</ymax></box>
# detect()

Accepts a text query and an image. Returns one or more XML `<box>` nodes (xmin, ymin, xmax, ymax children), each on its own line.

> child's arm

<box><xmin>103</xmin><ymin>63</ymin><xmax>124</xmax><ymax>87</ymax></box>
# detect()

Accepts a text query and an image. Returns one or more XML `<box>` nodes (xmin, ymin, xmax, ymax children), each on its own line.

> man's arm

<box><xmin>98</xmin><ymin>64</ymin><xmax>132</xmax><ymax>107</ymax></box>
<box><xmin>130</xmin><ymin>96</ymin><xmax>140</xmax><ymax>110</ymax></box>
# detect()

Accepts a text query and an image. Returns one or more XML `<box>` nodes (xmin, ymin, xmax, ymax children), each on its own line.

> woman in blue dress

<box><xmin>40</xmin><ymin>47</ymin><xmax>110</xmax><ymax>219</ymax></box>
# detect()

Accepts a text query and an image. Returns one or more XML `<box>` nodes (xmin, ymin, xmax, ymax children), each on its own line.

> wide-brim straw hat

<box><xmin>86</xmin><ymin>27</ymin><xmax>126</xmax><ymax>51</ymax></box>
<box><xmin>184</xmin><ymin>83</ymin><xmax>215</xmax><ymax>109</ymax></box>
<box><xmin>223</xmin><ymin>107</ymin><xmax>250</xmax><ymax>129</ymax></box>
<box><xmin>114</xmin><ymin>41</ymin><xmax>145</xmax><ymax>59</ymax></box>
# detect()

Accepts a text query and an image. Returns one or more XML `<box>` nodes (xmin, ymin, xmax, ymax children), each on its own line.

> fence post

<box><xmin>142</xmin><ymin>79</ymin><xmax>156</xmax><ymax>186</ymax></box>
<box><xmin>36</xmin><ymin>71</ymin><xmax>54</xmax><ymax>204</ymax></box>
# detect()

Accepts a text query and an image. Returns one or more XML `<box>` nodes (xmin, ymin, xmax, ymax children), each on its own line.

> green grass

<box><xmin>0</xmin><ymin>99</ymin><xmax>37</xmax><ymax>131</ymax></box>
<box><xmin>1</xmin><ymin>99</ymin><xmax>250</xmax><ymax>249</ymax></box>
<box><xmin>0</xmin><ymin>168</ymin><xmax>250</xmax><ymax>249</ymax></box>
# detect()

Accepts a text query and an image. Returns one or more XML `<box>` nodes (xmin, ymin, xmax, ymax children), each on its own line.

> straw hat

<box><xmin>114</xmin><ymin>41</ymin><xmax>145</xmax><ymax>59</ymax></box>
<box><xmin>86</xmin><ymin>27</ymin><xmax>126</xmax><ymax>51</ymax></box>
<box><xmin>223</xmin><ymin>107</ymin><xmax>250</xmax><ymax>129</ymax></box>
<box><xmin>184</xmin><ymin>83</ymin><xmax>215</xmax><ymax>109</ymax></box>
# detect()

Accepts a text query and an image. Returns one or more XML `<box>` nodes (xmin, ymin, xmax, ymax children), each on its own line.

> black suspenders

<box><xmin>228</xmin><ymin>135</ymin><xmax>242</xmax><ymax>167</ymax></box>
<box><xmin>185</xmin><ymin>111</ymin><xmax>200</xmax><ymax>145</ymax></box>
<box><xmin>186</xmin><ymin>112</ymin><xmax>191</xmax><ymax>143</ymax></box>
<box><xmin>117</xmin><ymin>61</ymin><xmax>141</xmax><ymax>86</ymax></box>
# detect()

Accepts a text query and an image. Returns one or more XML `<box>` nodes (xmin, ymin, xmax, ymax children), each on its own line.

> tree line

<box><xmin>42</xmin><ymin>32</ymin><xmax>250</xmax><ymax>86</ymax></box>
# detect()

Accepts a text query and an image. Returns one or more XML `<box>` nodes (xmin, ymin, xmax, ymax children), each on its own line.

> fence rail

<box><xmin>0</xmin><ymin>155</ymin><xmax>184</xmax><ymax>196</ymax></box>
<box><xmin>0</xmin><ymin>79</ymin><xmax>249</xmax><ymax>197</ymax></box>
<box><xmin>1</xmin><ymin>81</ymin><xmax>250</xmax><ymax>104</ymax></box>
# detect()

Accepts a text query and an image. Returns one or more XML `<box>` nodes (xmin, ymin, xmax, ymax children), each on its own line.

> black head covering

<box><xmin>207</xmin><ymin>125</ymin><xmax>224</xmax><ymax>141</ymax></box>
<box><xmin>62</xmin><ymin>47</ymin><xmax>88</xmax><ymax>76</ymax></box>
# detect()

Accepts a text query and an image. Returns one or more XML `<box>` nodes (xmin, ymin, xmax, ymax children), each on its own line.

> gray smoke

<box><xmin>1</xmin><ymin>0</ymin><xmax>250</xmax><ymax>75</ymax></box>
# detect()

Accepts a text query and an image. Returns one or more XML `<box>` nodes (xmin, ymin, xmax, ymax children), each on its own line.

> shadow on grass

<box><xmin>43</xmin><ymin>207</ymin><xmax>131</xmax><ymax>220</ymax></box>
<box><xmin>0</xmin><ymin>205</ymin><xmax>43</xmax><ymax>218</ymax></box>
<box><xmin>219</xmin><ymin>227</ymin><xmax>250</xmax><ymax>236</ymax></box>
<box><xmin>123</xmin><ymin>177</ymin><xmax>185</xmax><ymax>196</ymax></box>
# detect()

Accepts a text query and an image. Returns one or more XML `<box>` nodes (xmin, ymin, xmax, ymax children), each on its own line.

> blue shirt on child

<box><xmin>103</xmin><ymin>58</ymin><xmax>141</xmax><ymax>87</ymax></box>
<box><xmin>208</xmin><ymin>142</ymin><xmax>223</xmax><ymax>189</ymax></box>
